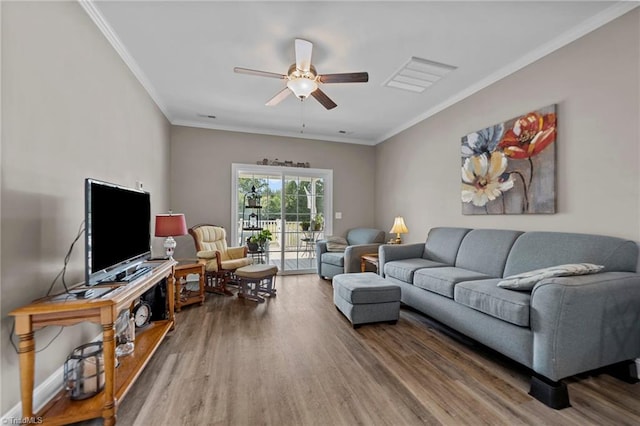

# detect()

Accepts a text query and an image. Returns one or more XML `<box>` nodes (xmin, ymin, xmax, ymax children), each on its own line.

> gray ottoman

<box><xmin>333</xmin><ymin>272</ymin><xmax>401</xmax><ymax>328</ymax></box>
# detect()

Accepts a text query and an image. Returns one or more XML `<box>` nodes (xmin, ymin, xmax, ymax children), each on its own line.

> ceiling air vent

<box><xmin>384</xmin><ymin>57</ymin><xmax>457</xmax><ymax>93</ymax></box>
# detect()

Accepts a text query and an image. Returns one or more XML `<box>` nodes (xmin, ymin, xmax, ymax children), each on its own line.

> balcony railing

<box><xmin>238</xmin><ymin>219</ymin><xmax>324</xmax><ymax>249</ymax></box>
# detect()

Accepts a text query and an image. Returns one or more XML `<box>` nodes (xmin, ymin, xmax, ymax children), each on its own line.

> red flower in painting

<box><xmin>498</xmin><ymin>112</ymin><xmax>556</xmax><ymax>159</ymax></box>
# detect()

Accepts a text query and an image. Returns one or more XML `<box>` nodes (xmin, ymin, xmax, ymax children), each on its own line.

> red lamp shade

<box><xmin>155</xmin><ymin>214</ymin><xmax>187</xmax><ymax>237</ymax></box>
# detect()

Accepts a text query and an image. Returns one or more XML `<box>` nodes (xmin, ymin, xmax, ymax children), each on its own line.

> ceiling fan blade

<box><xmin>295</xmin><ymin>39</ymin><xmax>313</xmax><ymax>72</ymax></box>
<box><xmin>234</xmin><ymin>67</ymin><xmax>286</xmax><ymax>79</ymax></box>
<box><xmin>318</xmin><ymin>72</ymin><xmax>369</xmax><ymax>84</ymax></box>
<box><xmin>311</xmin><ymin>89</ymin><xmax>337</xmax><ymax>110</ymax></box>
<box><xmin>265</xmin><ymin>87</ymin><xmax>292</xmax><ymax>106</ymax></box>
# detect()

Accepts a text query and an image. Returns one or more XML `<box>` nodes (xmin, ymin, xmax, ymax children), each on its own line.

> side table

<box><xmin>360</xmin><ymin>253</ymin><xmax>379</xmax><ymax>273</ymax></box>
<box><xmin>174</xmin><ymin>261</ymin><xmax>205</xmax><ymax>312</ymax></box>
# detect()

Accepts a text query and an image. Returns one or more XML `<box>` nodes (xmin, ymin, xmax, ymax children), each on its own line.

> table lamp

<box><xmin>389</xmin><ymin>216</ymin><xmax>408</xmax><ymax>244</ymax></box>
<box><xmin>155</xmin><ymin>213</ymin><xmax>188</xmax><ymax>259</ymax></box>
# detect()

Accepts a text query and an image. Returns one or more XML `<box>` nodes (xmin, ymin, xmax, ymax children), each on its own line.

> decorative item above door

<box><xmin>461</xmin><ymin>104</ymin><xmax>557</xmax><ymax>215</ymax></box>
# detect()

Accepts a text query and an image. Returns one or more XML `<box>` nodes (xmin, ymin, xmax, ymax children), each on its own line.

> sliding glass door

<box><xmin>232</xmin><ymin>164</ymin><xmax>332</xmax><ymax>274</ymax></box>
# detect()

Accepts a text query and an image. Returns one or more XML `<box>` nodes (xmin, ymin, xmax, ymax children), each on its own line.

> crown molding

<box><xmin>80</xmin><ymin>0</ymin><xmax>376</xmax><ymax>146</ymax></box>
<box><xmin>78</xmin><ymin>0</ymin><xmax>171</xmax><ymax>121</ymax></box>
<box><xmin>376</xmin><ymin>2</ymin><xmax>640</xmax><ymax>145</ymax></box>
<box><xmin>78</xmin><ymin>0</ymin><xmax>637</xmax><ymax>146</ymax></box>
<box><xmin>172</xmin><ymin>118</ymin><xmax>377</xmax><ymax>146</ymax></box>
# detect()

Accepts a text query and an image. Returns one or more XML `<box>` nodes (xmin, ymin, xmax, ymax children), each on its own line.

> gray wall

<box><xmin>1</xmin><ymin>2</ymin><xmax>171</xmax><ymax>412</ymax></box>
<box><xmin>376</xmin><ymin>9</ymin><xmax>640</xmax><ymax>243</ymax></box>
<box><xmin>170</xmin><ymin>126</ymin><xmax>377</xmax><ymax>258</ymax></box>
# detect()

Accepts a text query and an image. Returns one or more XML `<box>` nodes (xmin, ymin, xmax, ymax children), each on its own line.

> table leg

<box><xmin>15</xmin><ymin>316</ymin><xmax>35</xmax><ymax>419</ymax></box>
<box><xmin>101</xmin><ymin>320</ymin><xmax>116</xmax><ymax>425</ymax></box>
<box><xmin>198</xmin><ymin>269</ymin><xmax>205</xmax><ymax>305</ymax></box>
<box><xmin>167</xmin><ymin>274</ymin><xmax>175</xmax><ymax>329</ymax></box>
<box><xmin>175</xmin><ymin>277</ymin><xmax>182</xmax><ymax>312</ymax></box>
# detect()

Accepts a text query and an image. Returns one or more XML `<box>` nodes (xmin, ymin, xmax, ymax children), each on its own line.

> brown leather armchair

<box><xmin>189</xmin><ymin>224</ymin><xmax>253</xmax><ymax>295</ymax></box>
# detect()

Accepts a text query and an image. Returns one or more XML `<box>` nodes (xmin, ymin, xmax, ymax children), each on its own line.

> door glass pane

<box><xmin>282</xmin><ymin>175</ymin><xmax>324</xmax><ymax>272</ymax></box>
<box><xmin>237</xmin><ymin>173</ymin><xmax>280</xmax><ymax>267</ymax></box>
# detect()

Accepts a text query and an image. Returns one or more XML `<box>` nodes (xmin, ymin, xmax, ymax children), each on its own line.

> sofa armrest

<box><xmin>344</xmin><ymin>243</ymin><xmax>382</xmax><ymax>274</ymax></box>
<box><xmin>316</xmin><ymin>241</ymin><xmax>328</xmax><ymax>275</ymax></box>
<box><xmin>227</xmin><ymin>246</ymin><xmax>248</xmax><ymax>259</ymax></box>
<box><xmin>196</xmin><ymin>250</ymin><xmax>218</xmax><ymax>260</ymax></box>
<box><xmin>530</xmin><ymin>271</ymin><xmax>640</xmax><ymax>381</ymax></box>
<box><xmin>196</xmin><ymin>250</ymin><xmax>222</xmax><ymax>272</ymax></box>
<box><xmin>316</xmin><ymin>240</ymin><xmax>328</xmax><ymax>255</ymax></box>
<box><xmin>378</xmin><ymin>243</ymin><xmax>425</xmax><ymax>277</ymax></box>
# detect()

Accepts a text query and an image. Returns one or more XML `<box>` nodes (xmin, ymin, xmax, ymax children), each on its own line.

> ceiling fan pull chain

<box><xmin>300</xmin><ymin>98</ymin><xmax>306</xmax><ymax>133</ymax></box>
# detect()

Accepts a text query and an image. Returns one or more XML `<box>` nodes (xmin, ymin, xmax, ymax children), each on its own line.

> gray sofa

<box><xmin>317</xmin><ymin>228</ymin><xmax>386</xmax><ymax>279</ymax></box>
<box><xmin>379</xmin><ymin>227</ymin><xmax>640</xmax><ymax>408</ymax></box>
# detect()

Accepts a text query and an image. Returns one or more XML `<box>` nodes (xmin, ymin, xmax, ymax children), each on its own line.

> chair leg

<box><xmin>205</xmin><ymin>271</ymin><xmax>233</xmax><ymax>296</ymax></box>
<box><xmin>225</xmin><ymin>270</ymin><xmax>240</xmax><ymax>289</ymax></box>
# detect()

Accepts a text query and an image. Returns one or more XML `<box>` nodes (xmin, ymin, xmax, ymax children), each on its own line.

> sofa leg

<box><xmin>529</xmin><ymin>375</ymin><xmax>571</xmax><ymax>409</ymax></box>
<box><xmin>606</xmin><ymin>360</ymin><xmax>639</xmax><ymax>384</ymax></box>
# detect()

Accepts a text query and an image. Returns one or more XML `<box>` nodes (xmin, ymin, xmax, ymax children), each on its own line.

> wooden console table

<box><xmin>9</xmin><ymin>259</ymin><xmax>176</xmax><ymax>425</ymax></box>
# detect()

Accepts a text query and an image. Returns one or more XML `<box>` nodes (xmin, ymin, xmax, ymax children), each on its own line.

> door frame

<box><xmin>231</xmin><ymin>163</ymin><xmax>333</xmax><ymax>273</ymax></box>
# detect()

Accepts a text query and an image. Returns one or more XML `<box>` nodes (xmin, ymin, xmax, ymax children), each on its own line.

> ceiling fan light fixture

<box><xmin>287</xmin><ymin>77</ymin><xmax>318</xmax><ymax>99</ymax></box>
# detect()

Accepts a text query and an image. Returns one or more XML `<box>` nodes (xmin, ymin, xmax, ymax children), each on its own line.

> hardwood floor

<box><xmin>108</xmin><ymin>274</ymin><xmax>640</xmax><ymax>425</ymax></box>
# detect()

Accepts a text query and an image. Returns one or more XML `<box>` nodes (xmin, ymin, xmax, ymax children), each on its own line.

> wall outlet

<box><xmin>136</xmin><ymin>181</ymin><xmax>144</xmax><ymax>190</ymax></box>
<box><xmin>335</xmin><ymin>212</ymin><xmax>342</xmax><ymax>219</ymax></box>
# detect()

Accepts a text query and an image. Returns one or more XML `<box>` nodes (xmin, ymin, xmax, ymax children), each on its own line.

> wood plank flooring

<box><xmin>106</xmin><ymin>274</ymin><xmax>640</xmax><ymax>425</ymax></box>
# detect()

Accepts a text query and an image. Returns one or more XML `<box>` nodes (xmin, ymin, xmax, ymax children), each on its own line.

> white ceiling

<box><xmin>84</xmin><ymin>1</ymin><xmax>636</xmax><ymax>145</ymax></box>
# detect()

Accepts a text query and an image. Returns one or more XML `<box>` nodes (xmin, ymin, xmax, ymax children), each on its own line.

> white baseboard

<box><xmin>1</xmin><ymin>333</ymin><xmax>103</xmax><ymax>422</ymax></box>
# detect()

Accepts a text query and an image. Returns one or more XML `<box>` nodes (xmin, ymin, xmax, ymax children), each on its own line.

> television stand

<box><xmin>9</xmin><ymin>258</ymin><xmax>176</xmax><ymax>425</ymax></box>
<box><xmin>66</xmin><ymin>287</ymin><xmax>115</xmax><ymax>299</ymax></box>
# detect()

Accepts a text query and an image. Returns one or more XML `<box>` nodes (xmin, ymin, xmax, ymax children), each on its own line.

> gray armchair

<box><xmin>316</xmin><ymin>228</ymin><xmax>386</xmax><ymax>279</ymax></box>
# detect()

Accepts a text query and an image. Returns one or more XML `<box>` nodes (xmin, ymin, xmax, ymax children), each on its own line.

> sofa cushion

<box><xmin>504</xmin><ymin>231</ymin><xmax>639</xmax><ymax>277</ymax></box>
<box><xmin>423</xmin><ymin>227</ymin><xmax>471</xmax><ymax>264</ymax></box>
<box><xmin>497</xmin><ymin>263</ymin><xmax>604</xmax><ymax>290</ymax></box>
<box><xmin>321</xmin><ymin>251</ymin><xmax>345</xmax><ymax>267</ymax></box>
<box><xmin>413</xmin><ymin>267</ymin><xmax>491</xmax><ymax>299</ymax></box>
<box><xmin>454</xmin><ymin>279</ymin><xmax>531</xmax><ymax>327</ymax></box>
<box><xmin>455</xmin><ymin>229</ymin><xmax>523</xmax><ymax>278</ymax></box>
<box><xmin>325</xmin><ymin>236</ymin><xmax>348</xmax><ymax>252</ymax></box>
<box><xmin>384</xmin><ymin>258</ymin><xmax>446</xmax><ymax>284</ymax></box>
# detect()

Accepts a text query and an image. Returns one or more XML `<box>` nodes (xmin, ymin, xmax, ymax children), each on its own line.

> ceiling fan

<box><xmin>234</xmin><ymin>38</ymin><xmax>368</xmax><ymax>110</ymax></box>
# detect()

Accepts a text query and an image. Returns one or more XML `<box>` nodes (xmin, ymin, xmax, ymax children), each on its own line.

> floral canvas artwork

<box><xmin>461</xmin><ymin>105</ymin><xmax>556</xmax><ymax>214</ymax></box>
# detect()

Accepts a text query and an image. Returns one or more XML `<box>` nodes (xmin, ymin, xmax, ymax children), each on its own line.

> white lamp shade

<box><xmin>390</xmin><ymin>216</ymin><xmax>409</xmax><ymax>234</ymax></box>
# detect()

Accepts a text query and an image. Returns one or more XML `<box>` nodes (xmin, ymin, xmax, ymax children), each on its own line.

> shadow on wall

<box><xmin>1</xmin><ymin>188</ymin><xmax>82</xmax><ymax>313</ymax></box>
<box><xmin>1</xmin><ymin>188</ymin><xmax>101</xmax><ymax>413</ymax></box>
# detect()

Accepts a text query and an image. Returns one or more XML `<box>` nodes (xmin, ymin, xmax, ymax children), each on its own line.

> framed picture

<box><xmin>461</xmin><ymin>104</ymin><xmax>556</xmax><ymax>215</ymax></box>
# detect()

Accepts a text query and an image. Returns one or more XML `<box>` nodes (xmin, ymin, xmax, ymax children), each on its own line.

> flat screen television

<box><xmin>85</xmin><ymin>178</ymin><xmax>151</xmax><ymax>285</ymax></box>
